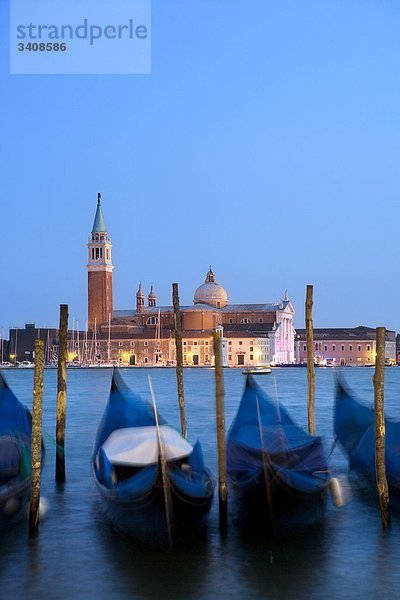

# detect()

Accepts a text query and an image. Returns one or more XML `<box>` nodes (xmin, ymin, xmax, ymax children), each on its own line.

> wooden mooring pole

<box><xmin>29</xmin><ymin>339</ymin><xmax>44</xmax><ymax>537</ymax></box>
<box><xmin>56</xmin><ymin>304</ymin><xmax>68</xmax><ymax>483</ymax></box>
<box><xmin>305</xmin><ymin>285</ymin><xmax>316</xmax><ymax>435</ymax></box>
<box><xmin>172</xmin><ymin>283</ymin><xmax>187</xmax><ymax>439</ymax></box>
<box><xmin>213</xmin><ymin>332</ymin><xmax>227</xmax><ymax>531</ymax></box>
<box><xmin>374</xmin><ymin>326</ymin><xmax>390</xmax><ymax>528</ymax></box>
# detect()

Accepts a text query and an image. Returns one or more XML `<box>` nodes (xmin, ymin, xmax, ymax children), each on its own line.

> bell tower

<box><xmin>87</xmin><ymin>193</ymin><xmax>114</xmax><ymax>331</ymax></box>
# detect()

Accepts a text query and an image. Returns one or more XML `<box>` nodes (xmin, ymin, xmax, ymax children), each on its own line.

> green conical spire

<box><xmin>92</xmin><ymin>192</ymin><xmax>107</xmax><ymax>233</ymax></box>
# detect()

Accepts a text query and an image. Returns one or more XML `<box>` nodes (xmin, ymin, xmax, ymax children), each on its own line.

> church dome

<box><xmin>193</xmin><ymin>268</ymin><xmax>228</xmax><ymax>308</ymax></box>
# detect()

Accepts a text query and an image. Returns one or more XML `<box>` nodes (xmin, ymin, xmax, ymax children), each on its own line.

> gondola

<box><xmin>227</xmin><ymin>375</ymin><xmax>329</xmax><ymax>534</ymax></box>
<box><xmin>0</xmin><ymin>372</ymin><xmax>35</xmax><ymax>529</ymax></box>
<box><xmin>92</xmin><ymin>370</ymin><xmax>215</xmax><ymax>543</ymax></box>
<box><xmin>334</xmin><ymin>377</ymin><xmax>400</xmax><ymax>509</ymax></box>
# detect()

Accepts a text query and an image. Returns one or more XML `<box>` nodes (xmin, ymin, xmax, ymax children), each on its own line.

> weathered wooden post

<box><xmin>305</xmin><ymin>285</ymin><xmax>316</xmax><ymax>435</ymax></box>
<box><xmin>56</xmin><ymin>304</ymin><xmax>68</xmax><ymax>483</ymax></box>
<box><xmin>213</xmin><ymin>331</ymin><xmax>227</xmax><ymax>530</ymax></box>
<box><xmin>29</xmin><ymin>339</ymin><xmax>44</xmax><ymax>536</ymax></box>
<box><xmin>374</xmin><ymin>326</ymin><xmax>390</xmax><ymax>528</ymax></box>
<box><xmin>172</xmin><ymin>283</ymin><xmax>187</xmax><ymax>439</ymax></box>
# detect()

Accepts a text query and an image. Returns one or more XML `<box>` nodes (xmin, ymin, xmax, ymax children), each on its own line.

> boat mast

<box><xmin>15</xmin><ymin>327</ymin><xmax>18</xmax><ymax>364</ymax></box>
<box><xmin>84</xmin><ymin>320</ymin><xmax>88</xmax><ymax>365</ymax></box>
<box><xmin>46</xmin><ymin>329</ymin><xmax>50</xmax><ymax>362</ymax></box>
<box><xmin>76</xmin><ymin>321</ymin><xmax>81</xmax><ymax>364</ymax></box>
<box><xmin>107</xmin><ymin>313</ymin><xmax>111</xmax><ymax>363</ymax></box>
<box><xmin>71</xmin><ymin>318</ymin><xmax>75</xmax><ymax>360</ymax></box>
<box><xmin>94</xmin><ymin>319</ymin><xmax>97</xmax><ymax>364</ymax></box>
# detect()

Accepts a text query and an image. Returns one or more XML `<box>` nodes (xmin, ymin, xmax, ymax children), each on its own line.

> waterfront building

<box><xmin>8</xmin><ymin>324</ymin><xmax>59</xmax><ymax>364</ymax></box>
<box><xmin>87</xmin><ymin>197</ymin><xmax>296</xmax><ymax>366</ymax></box>
<box><xmin>295</xmin><ymin>326</ymin><xmax>396</xmax><ymax>366</ymax></box>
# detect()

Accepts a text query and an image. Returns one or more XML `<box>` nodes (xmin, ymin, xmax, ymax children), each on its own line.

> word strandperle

<box><xmin>16</xmin><ymin>19</ymin><xmax>148</xmax><ymax>46</ymax></box>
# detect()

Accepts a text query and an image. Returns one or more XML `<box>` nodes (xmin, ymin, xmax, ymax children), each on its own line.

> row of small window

<box><xmin>183</xmin><ymin>341</ymin><xmax>209</xmax><ymax>346</ymax></box>
<box><xmin>303</xmin><ymin>344</ymin><xmax>372</xmax><ymax>352</ymax></box>
<box><xmin>146</xmin><ymin>316</ymin><xmax>171</xmax><ymax>324</ymax></box>
<box><xmin>227</xmin><ymin>318</ymin><xmax>264</xmax><ymax>324</ymax></box>
<box><xmin>91</xmin><ymin>247</ymin><xmax>110</xmax><ymax>261</ymax></box>
<box><xmin>227</xmin><ymin>354</ymin><xmax>268</xmax><ymax>361</ymax></box>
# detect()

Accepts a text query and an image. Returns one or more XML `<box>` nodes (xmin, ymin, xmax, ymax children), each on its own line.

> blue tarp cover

<box><xmin>227</xmin><ymin>375</ymin><xmax>327</xmax><ymax>494</ymax></box>
<box><xmin>335</xmin><ymin>379</ymin><xmax>400</xmax><ymax>490</ymax></box>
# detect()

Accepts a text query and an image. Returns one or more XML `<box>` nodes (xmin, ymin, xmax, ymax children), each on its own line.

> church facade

<box><xmin>87</xmin><ymin>197</ymin><xmax>296</xmax><ymax>366</ymax></box>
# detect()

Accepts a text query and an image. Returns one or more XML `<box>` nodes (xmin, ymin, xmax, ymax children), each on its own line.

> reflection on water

<box><xmin>1</xmin><ymin>367</ymin><xmax>400</xmax><ymax>598</ymax></box>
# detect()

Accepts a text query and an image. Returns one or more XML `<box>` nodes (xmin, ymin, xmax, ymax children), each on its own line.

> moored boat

<box><xmin>242</xmin><ymin>366</ymin><xmax>272</xmax><ymax>375</ymax></box>
<box><xmin>227</xmin><ymin>375</ymin><xmax>329</xmax><ymax>534</ymax></box>
<box><xmin>92</xmin><ymin>370</ymin><xmax>215</xmax><ymax>543</ymax></box>
<box><xmin>0</xmin><ymin>372</ymin><xmax>42</xmax><ymax>529</ymax></box>
<box><xmin>334</xmin><ymin>377</ymin><xmax>400</xmax><ymax>508</ymax></box>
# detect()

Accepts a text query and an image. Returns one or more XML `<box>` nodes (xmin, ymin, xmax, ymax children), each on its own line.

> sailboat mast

<box><xmin>108</xmin><ymin>313</ymin><xmax>111</xmax><ymax>363</ymax></box>
<box><xmin>76</xmin><ymin>321</ymin><xmax>81</xmax><ymax>364</ymax></box>
<box><xmin>71</xmin><ymin>318</ymin><xmax>75</xmax><ymax>359</ymax></box>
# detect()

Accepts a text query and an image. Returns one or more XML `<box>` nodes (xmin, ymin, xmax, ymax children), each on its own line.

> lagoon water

<box><xmin>1</xmin><ymin>367</ymin><xmax>400</xmax><ymax>599</ymax></box>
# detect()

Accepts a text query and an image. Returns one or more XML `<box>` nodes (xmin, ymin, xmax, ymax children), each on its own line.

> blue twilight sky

<box><xmin>1</xmin><ymin>0</ymin><xmax>400</xmax><ymax>337</ymax></box>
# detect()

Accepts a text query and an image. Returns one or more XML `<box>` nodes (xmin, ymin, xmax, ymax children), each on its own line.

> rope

<box><xmin>42</xmin><ymin>430</ymin><xmax>65</xmax><ymax>455</ymax></box>
<box><xmin>326</xmin><ymin>437</ymin><xmax>338</xmax><ymax>462</ymax></box>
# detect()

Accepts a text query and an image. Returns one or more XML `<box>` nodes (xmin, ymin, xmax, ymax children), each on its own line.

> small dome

<box><xmin>148</xmin><ymin>284</ymin><xmax>156</xmax><ymax>299</ymax></box>
<box><xmin>194</xmin><ymin>268</ymin><xmax>228</xmax><ymax>308</ymax></box>
<box><xmin>136</xmin><ymin>283</ymin><xmax>144</xmax><ymax>298</ymax></box>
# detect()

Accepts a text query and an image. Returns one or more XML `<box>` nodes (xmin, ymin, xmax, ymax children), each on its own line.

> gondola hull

<box><xmin>0</xmin><ymin>471</ymin><xmax>30</xmax><ymax>530</ymax></box>
<box><xmin>335</xmin><ymin>379</ymin><xmax>400</xmax><ymax>509</ymax></box>
<box><xmin>93</xmin><ymin>465</ymin><xmax>214</xmax><ymax>543</ymax></box>
<box><xmin>0</xmin><ymin>373</ymin><xmax>43</xmax><ymax>530</ymax></box>
<box><xmin>92</xmin><ymin>370</ymin><xmax>215</xmax><ymax>543</ymax></box>
<box><xmin>227</xmin><ymin>375</ymin><xmax>328</xmax><ymax>534</ymax></box>
<box><xmin>228</xmin><ymin>462</ymin><xmax>326</xmax><ymax>534</ymax></box>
